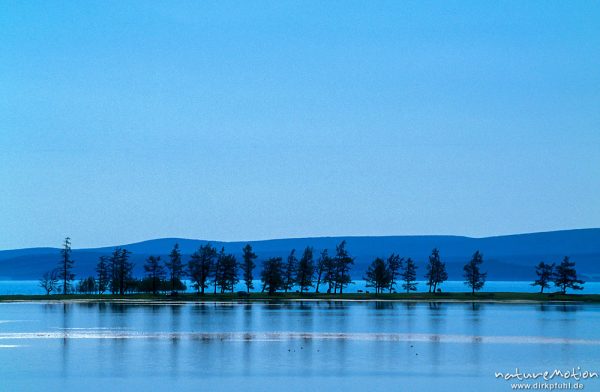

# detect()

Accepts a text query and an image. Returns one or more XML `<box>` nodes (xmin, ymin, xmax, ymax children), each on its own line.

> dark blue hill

<box><xmin>1</xmin><ymin>229</ymin><xmax>598</xmax><ymax>281</ymax></box>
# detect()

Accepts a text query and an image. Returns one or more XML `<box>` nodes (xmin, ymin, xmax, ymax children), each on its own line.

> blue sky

<box><xmin>1</xmin><ymin>1</ymin><xmax>599</xmax><ymax>249</ymax></box>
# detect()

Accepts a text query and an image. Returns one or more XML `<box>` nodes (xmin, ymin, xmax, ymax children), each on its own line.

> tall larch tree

<box><xmin>144</xmin><ymin>255</ymin><xmax>165</xmax><ymax>295</ymax></box>
<box><xmin>322</xmin><ymin>250</ymin><xmax>337</xmax><ymax>293</ymax></box>
<box><xmin>334</xmin><ymin>240</ymin><xmax>354</xmax><ymax>294</ymax></box>
<box><xmin>109</xmin><ymin>248</ymin><xmax>120</xmax><ymax>294</ymax></box>
<box><xmin>188</xmin><ymin>244</ymin><xmax>217</xmax><ymax>295</ymax></box>
<box><xmin>463</xmin><ymin>250</ymin><xmax>487</xmax><ymax>294</ymax></box>
<box><xmin>241</xmin><ymin>244</ymin><xmax>257</xmax><ymax>293</ymax></box>
<box><xmin>386</xmin><ymin>253</ymin><xmax>403</xmax><ymax>293</ymax></box>
<box><xmin>116</xmin><ymin>248</ymin><xmax>133</xmax><ymax>295</ymax></box>
<box><xmin>283</xmin><ymin>249</ymin><xmax>297</xmax><ymax>293</ymax></box>
<box><xmin>57</xmin><ymin>237</ymin><xmax>75</xmax><ymax>294</ymax></box>
<box><xmin>532</xmin><ymin>261</ymin><xmax>554</xmax><ymax>293</ymax></box>
<box><xmin>96</xmin><ymin>255</ymin><xmax>110</xmax><ymax>294</ymax></box>
<box><xmin>296</xmin><ymin>246</ymin><xmax>315</xmax><ymax>293</ymax></box>
<box><xmin>401</xmin><ymin>257</ymin><xmax>418</xmax><ymax>293</ymax></box>
<box><xmin>364</xmin><ymin>257</ymin><xmax>391</xmax><ymax>294</ymax></box>
<box><xmin>314</xmin><ymin>249</ymin><xmax>330</xmax><ymax>293</ymax></box>
<box><xmin>261</xmin><ymin>257</ymin><xmax>284</xmax><ymax>295</ymax></box>
<box><xmin>213</xmin><ymin>247</ymin><xmax>226</xmax><ymax>294</ymax></box>
<box><xmin>425</xmin><ymin>248</ymin><xmax>448</xmax><ymax>293</ymax></box>
<box><xmin>220</xmin><ymin>253</ymin><xmax>238</xmax><ymax>293</ymax></box>
<box><xmin>166</xmin><ymin>243</ymin><xmax>184</xmax><ymax>292</ymax></box>
<box><xmin>553</xmin><ymin>256</ymin><xmax>584</xmax><ymax>294</ymax></box>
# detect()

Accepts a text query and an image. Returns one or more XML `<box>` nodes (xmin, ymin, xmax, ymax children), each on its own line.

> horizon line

<box><xmin>2</xmin><ymin>227</ymin><xmax>598</xmax><ymax>252</ymax></box>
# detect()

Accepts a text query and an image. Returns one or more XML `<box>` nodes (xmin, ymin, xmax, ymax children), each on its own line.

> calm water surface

<box><xmin>1</xmin><ymin>301</ymin><xmax>599</xmax><ymax>391</ymax></box>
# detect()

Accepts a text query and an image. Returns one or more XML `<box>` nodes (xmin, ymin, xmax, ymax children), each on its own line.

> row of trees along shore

<box><xmin>39</xmin><ymin>237</ymin><xmax>586</xmax><ymax>296</ymax></box>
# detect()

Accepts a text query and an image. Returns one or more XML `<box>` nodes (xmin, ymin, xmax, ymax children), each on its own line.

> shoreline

<box><xmin>1</xmin><ymin>292</ymin><xmax>599</xmax><ymax>304</ymax></box>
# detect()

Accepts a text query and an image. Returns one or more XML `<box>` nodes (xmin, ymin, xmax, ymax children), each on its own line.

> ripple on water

<box><xmin>0</xmin><ymin>331</ymin><xmax>598</xmax><ymax>345</ymax></box>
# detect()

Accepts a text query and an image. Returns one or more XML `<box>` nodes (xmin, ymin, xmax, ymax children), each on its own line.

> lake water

<box><xmin>0</xmin><ymin>301</ymin><xmax>599</xmax><ymax>391</ymax></box>
<box><xmin>2</xmin><ymin>280</ymin><xmax>600</xmax><ymax>295</ymax></box>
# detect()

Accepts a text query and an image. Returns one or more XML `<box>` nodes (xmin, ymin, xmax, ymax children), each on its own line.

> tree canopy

<box><xmin>425</xmin><ymin>248</ymin><xmax>448</xmax><ymax>293</ymax></box>
<box><xmin>364</xmin><ymin>257</ymin><xmax>391</xmax><ymax>294</ymax></box>
<box><xmin>532</xmin><ymin>262</ymin><xmax>554</xmax><ymax>294</ymax></box>
<box><xmin>463</xmin><ymin>250</ymin><xmax>486</xmax><ymax>294</ymax></box>
<box><xmin>553</xmin><ymin>256</ymin><xmax>584</xmax><ymax>294</ymax></box>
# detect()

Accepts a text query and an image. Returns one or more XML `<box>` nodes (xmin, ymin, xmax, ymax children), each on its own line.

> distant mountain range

<box><xmin>1</xmin><ymin>229</ymin><xmax>599</xmax><ymax>281</ymax></box>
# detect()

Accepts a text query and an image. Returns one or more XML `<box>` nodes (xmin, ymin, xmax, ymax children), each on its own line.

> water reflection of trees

<box><xmin>374</xmin><ymin>301</ymin><xmax>394</xmax><ymax>310</ymax></box>
<box><xmin>537</xmin><ymin>303</ymin><xmax>580</xmax><ymax>313</ymax></box>
<box><xmin>558</xmin><ymin>303</ymin><xmax>579</xmax><ymax>312</ymax></box>
<box><xmin>467</xmin><ymin>302</ymin><xmax>482</xmax><ymax>369</ymax></box>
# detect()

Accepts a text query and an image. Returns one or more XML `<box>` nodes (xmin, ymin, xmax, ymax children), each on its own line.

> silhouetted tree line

<box><xmin>260</xmin><ymin>240</ymin><xmax>355</xmax><ymax>294</ymax></box>
<box><xmin>39</xmin><ymin>237</ymin><xmax>586</xmax><ymax>296</ymax></box>
<box><xmin>532</xmin><ymin>256</ymin><xmax>585</xmax><ymax>294</ymax></box>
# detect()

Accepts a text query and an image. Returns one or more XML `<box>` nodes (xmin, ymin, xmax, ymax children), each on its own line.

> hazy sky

<box><xmin>1</xmin><ymin>1</ymin><xmax>599</xmax><ymax>249</ymax></box>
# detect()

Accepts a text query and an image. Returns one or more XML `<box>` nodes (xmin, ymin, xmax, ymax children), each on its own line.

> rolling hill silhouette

<box><xmin>1</xmin><ymin>229</ymin><xmax>598</xmax><ymax>281</ymax></box>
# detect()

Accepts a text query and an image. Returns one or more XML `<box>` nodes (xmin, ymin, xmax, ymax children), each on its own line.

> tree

<box><xmin>261</xmin><ymin>257</ymin><xmax>284</xmax><ymax>295</ymax></box>
<box><xmin>117</xmin><ymin>248</ymin><xmax>134</xmax><ymax>295</ymax></box>
<box><xmin>213</xmin><ymin>247</ymin><xmax>225</xmax><ymax>294</ymax></box>
<box><xmin>532</xmin><ymin>262</ymin><xmax>554</xmax><ymax>293</ymax></box>
<box><xmin>144</xmin><ymin>256</ymin><xmax>165</xmax><ymax>295</ymax></box>
<box><xmin>188</xmin><ymin>244</ymin><xmax>217</xmax><ymax>295</ymax></box>
<box><xmin>240</xmin><ymin>244</ymin><xmax>257</xmax><ymax>293</ymax></box>
<box><xmin>321</xmin><ymin>250</ymin><xmax>338</xmax><ymax>293</ymax></box>
<box><xmin>400</xmin><ymin>258</ymin><xmax>418</xmax><ymax>293</ymax></box>
<box><xmin>110</xmin><ymin>247</ymin><xmax>134</xmax><ymax>295</ymax></box>
<box><xmin>296</xmin><ymin>247</ymin><xmax>315</xmax><ymax>293</ymax></box>
<box><xmin>220</xmin><ymin>253</ymin><xmax>238</xmax><ymax>293</ymax></box>
<box><xmin>425</xmin><ymin>248</ymin><xmax>448</xmax><ymax>293</ymax></box>
<box><xmin>165</xmin><ymin>243</ymin><xmax>184</xmax><ymax>292</ymax></box>
<box><xmin>463</xmin><ymin>250</ymin><xmax>487</xmax><ymax>294</ymax></box>
<box><xmin>96</xmin><ymin>256</ymin><xmax>111</xmax><ymax>294</ymax></box>
<box><xmin>386</xmin><ymin>253</ymin><xmax>403</xmax><ymax>293</ymax></box>
<box><xmin>77</xmin><ymin>277</ymin><xmax>97</xmax><ymax>294</ymax></box>
<box><xmin>334</xmin><ymin>241</ymin><xmax>354</xmax><ymax>294</ymax></box>
<box><xmin>109</xmin><ymin>248</ymin><xmax>120</xmax><ymax>294</ymax></box>
<box><xmin>553</xmin><ymin>256</ymin><xmax>584</xmax><ymax>294</ymax></box>
<box><xmin>57</xmin><ymin>237</ymin><xmax>75</xmax><ymax>294</ymax></box>
<box><xmin>364</xmin><ymin>257</ymin><xmax>391</xmax><ymax>294</ymax></box>
<box><xmin>283</xmin><ymin>249</ymin><xmax>297</xmax><ymax>293</ymax></box>
<box><xmin>39</xmin><ymin>270</ymin><xmax>58</xmax><ymax>295</ymax></box>
<box><xmin>314</xmin><ymin>249</ymin><xmax>331</xmax><ymax>293</ymax></box>
<box><xmin>211</xmin><ymin>248</ymin><xmax>238</xmax><ymax>293</ymax></box>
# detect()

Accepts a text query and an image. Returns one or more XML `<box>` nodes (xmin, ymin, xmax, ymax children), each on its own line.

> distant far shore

<box><xmin>1</xmin><ymin>292</ymin><xmax>599</xmax><ymax>303</ymax></box>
